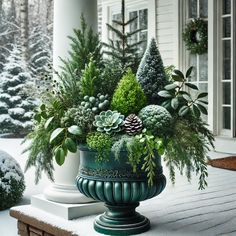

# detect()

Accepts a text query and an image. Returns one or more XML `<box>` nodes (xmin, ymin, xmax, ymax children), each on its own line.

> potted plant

<box><xmin>23</xmin><ymin>9</ymin><xmax>214</xmax><ymax>235</ymax></box>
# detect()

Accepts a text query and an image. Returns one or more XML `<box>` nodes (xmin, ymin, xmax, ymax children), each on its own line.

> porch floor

<box><xmin>0</xmin><ymin>138</ymin><xmax>236</xmax><ymax>236</ymax></box>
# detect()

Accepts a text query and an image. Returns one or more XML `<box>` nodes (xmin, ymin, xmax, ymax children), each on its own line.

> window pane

<box><xmin>199</xmin><ymin>53</ymin><xmax>208</xmax><ymax>81</ymax></box>
<box><xmin>223</xmin><ymin>0</ymin><xmax>231</xmax><ymax>15</ymax></box>
<box><xmin>223</xmin><ymin>17</ymin><xmax>231</xmax><ymax>37</ymax></box>
<box><xmin>189</xmin><ymin>0</ymin><xmax>197</xmax><ymax>18</ymax></box>
<box><xmin>139</xmin><ymin>31</ymin><xmax>147</xmax><ymax>54</ymax></box>
<box><xmin>223</xmin><ymin>40</ymin><xmax>231</xmax><ymax>59</ymax></box>
<box><xmin>199</xmin><ymin>83</ymin><xmax>208</xmax><ymax>93</ymax></box>
<box><xmin>139</xmin><ymin>9</ymin><xmax>148</xmax><ymax>30</ymax></box>
<box><xmin>129</xmin><ymin>11</ymin><xmax>138</xmax><ymax>31</ymax></box>
<box><xmin>222</xmin><ymin>82</ymin><xmax>231</xmax><ymax>105</ymax></box>
<box><xmin>200</xmin><ymin>0</ymin><xmax>208</xmax><ymax>18</ymax></box>
<box><xmin>223</xmin><ymin>107</ymin><xmax>231</xmax><ymax>129</ymax></box>
<box><xmin>189</xmin><ymin>55</ymin><xmax>197</xmax><ymax>82</ymax></box>
<box><xmin>223</xmin><ymin>59</ymin><xmax>231</xmax><ymax>80</ymax></box>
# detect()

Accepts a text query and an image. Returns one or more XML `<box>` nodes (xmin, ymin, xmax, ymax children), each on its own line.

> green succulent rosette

<box><xmin>93</xmin><ymin>110</ymin><xmax>124</xmax><ymax>134</ymax></box>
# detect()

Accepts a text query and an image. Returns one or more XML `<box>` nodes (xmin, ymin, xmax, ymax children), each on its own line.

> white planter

<box><xmin>44</xmin><ymin>151</ymin><xmax>94</xmax><ymax>204</ymax></box>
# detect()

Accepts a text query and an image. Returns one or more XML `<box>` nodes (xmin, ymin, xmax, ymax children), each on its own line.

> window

<box><xmin>218</xmin><ymin>0</ymin><xmax>234</xmax><ymax>136</ymax></box>
<box><xmin>129</xmin><ymin>9</ymin><xmax>148</xmax><ymax>54</ymax></box>
<box><xmin>187</xmin><ymin>0</ymin><xmax>208</xmax><ymax>96</ymax></box>
<box><xmin>110</xmin><ymin>7</ymin><xmax>148</xmax><ymax>54</ymax></box>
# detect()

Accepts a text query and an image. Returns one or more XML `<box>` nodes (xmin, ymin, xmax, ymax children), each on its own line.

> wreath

<box><xmin>183</xmin><ymin>18</ymin><xmax>208</xmax><ymax>55</ymax></box>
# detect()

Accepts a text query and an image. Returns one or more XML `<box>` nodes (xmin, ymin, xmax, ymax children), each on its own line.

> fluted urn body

<box><xmin>76</xmin><ymin>146</ymin><xmax>166</xmax><ymax>235</ymax></box>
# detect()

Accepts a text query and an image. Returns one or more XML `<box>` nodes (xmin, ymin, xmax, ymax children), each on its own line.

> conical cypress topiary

<box><xmin>111</xmin><ymin>68</ymin><xmax>147</xmax><ymax>116</ymax></box>
<box><xmin>137</xmin><ymin>38</ymin><xmax>168</xmax><ymax>104</ymax></box>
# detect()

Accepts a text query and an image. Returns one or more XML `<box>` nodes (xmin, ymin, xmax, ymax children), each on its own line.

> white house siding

<box><xmin>97</xmin><ymin>0</ymin><xmax>102</xmax><ymax>38</ymax></box>
<box><xmin>155</xmin><ymin>0</ymin><xmax>177</xmax><ymax>66</ymax></box>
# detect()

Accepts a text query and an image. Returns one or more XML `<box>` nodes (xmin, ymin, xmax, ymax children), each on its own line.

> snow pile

<box><xmin>0</xmin><ymin>150</ymin><xmax>25</xmax><ymax>210</ymax></box>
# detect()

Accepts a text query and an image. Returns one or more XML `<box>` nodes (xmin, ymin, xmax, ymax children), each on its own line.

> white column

<box><xmin>44</xmin><ymin>0</ymin><xmax>98</xmax><ymax>204</ymax></box>
<box><xmin>53</xmin><ymin>0</ymin><xmax>98</xmax><ymax>72</ymax></box>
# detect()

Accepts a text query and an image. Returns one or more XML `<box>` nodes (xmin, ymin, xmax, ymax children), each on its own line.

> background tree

<box><xmin>20</xmin><ymin>0</ymin><xmax>29</xmax><ymax>61</ymax></box>
<box><xmin>103</xmin><ymin>0</ymin><xmax>144</xmax><ymax>73</ymax></box>
<box><xmin>0</xmin><ymin>45</ymin><xmax>37</xmax><ymax>135</ymax></box>
<box><xmin>137</xmin><ymin>38</ymin><xmax>169</xmax><ymax>104</ymax></box>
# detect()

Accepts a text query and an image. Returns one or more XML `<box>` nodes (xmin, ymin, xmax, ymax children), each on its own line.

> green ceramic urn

<box><xmin>76</xmin><ymin>146</ymin><xmax>166</xmax><ymax>235</ymax></box>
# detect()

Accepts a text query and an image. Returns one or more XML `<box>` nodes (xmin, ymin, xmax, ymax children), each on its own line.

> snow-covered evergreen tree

<box><xmin>137</xmin><ymin>38</ymin><xmax>168</xmax><ymax>104</ymax></box>
<box><xmin>28</xmin><ymin>24</ymin><xmax>52</xmax><ymax>79</ymax></box>
<box><xmin>0</xmin><ymin>45</ymin><xmax>37</xmax><ymax>135</ymax></box>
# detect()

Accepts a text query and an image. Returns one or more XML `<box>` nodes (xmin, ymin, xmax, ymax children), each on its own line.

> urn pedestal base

<box><xmin>94</xmin><ymin>203</ymin><xmax>150</xmax><ymax>235</ymax></box>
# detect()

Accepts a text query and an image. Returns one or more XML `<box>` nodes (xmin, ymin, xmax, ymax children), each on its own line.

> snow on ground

<box><xmin>0</xmin><ymin>138</ymin><xmax>50</xmax><ymax>236</ymax></box>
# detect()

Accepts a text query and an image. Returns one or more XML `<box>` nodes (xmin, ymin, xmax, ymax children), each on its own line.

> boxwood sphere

<box><xmin>0</xmin><ymin>150</ymin><xmax>25</xmax><ymax>210</ymax></box>
<box><xmin>139</xmin><ymin>105</ymin><xmax>172</xmax><ymax>136</ymax></box>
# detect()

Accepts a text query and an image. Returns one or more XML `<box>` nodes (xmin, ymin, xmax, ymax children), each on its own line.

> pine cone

<box><xmin>124</xmin><ymin>114</ymin><xmax>143</xmax><ymax>135</ymax></box>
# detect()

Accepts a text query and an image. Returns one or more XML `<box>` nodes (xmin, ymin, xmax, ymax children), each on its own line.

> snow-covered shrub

<box><xmin>139</xmin><ymin>105</ymin><xmax>172</xmax><ymax>137</ymax></box>
<box><xmin>0</xmin><ymin>150</ymin><xmax>25</xmax><ymax>210</ymax></box>
<box><xmin>137</xmin><ymin>38</ymin><xmax>169</xmax><ymax>104</ymax></box>
<box><xmin>0</xmin><ymin>46</ymin><xmax>37</xmax><ymax>135</ymax></box>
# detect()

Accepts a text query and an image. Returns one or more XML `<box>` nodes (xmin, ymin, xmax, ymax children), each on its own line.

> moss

<box><xmin>111</xmin><ymin>69</ymin><xmax>147</xmax><ymax>116</ymax></box>
<box><xmin>87</xmin><ymin>132</ymin><xmax>114</xmax><ymax>161</ymax></box>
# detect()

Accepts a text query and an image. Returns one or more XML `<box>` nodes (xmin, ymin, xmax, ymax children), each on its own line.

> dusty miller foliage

<box><xmin>137</xmin><ymin>38</ymin><xmax>169</xmax><ymax>104</ymax></box>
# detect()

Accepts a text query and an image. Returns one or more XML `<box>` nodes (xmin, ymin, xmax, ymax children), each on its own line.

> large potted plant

<box><xmin>75</xmin><ymin>48</ymin><xmax>214</xmax><ymax>234</ymax></box>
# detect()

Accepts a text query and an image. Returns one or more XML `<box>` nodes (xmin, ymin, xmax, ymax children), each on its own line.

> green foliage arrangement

<box><xmin>99</xmin><ymin>60</ymin><xmax>124</xmax><ymax>98</ymax></box>
<box><xmin>137</xmin><ymin>38</ymin><xmax>169</xmax><ymax>104</ymax></box>
<box><xmin>138</xmin><ymin>105</ymin><xmax>172</xmax><ymax>137</ymax></box>
<box><xmin>183</xmin><ymin>18</ymin><xmax>208</xmax><ymax>55</ymax></box>
<box><xmin>111</xmin><ymin>69</ymin><xmax>147</xmax><ymax>116</ymax></box>
<box><xmin>87</xmin><ymin>132</ymin><xmax>113</xmax><ymax>162</ymax></box>
<box><xmin>158</xmin><ymin>66</ymin><xmax>208</xmax><ymax>118</ymax></box>
<box><xmin>164</xmin><ymin>118</ymin><xmax>211</xmax><ymax>189</ymax></box>
<box><xmin>62</xmin><ymin>15</ymin><xmax>103</xmax><ymax>78</ymax></box>
<box><xmin>24</xmin><ymin>15</ymin><xmax>214</xmax><ymax>191</ymax></box>
<box><xmin>103</xmin><ymin>0</ymin><xmax>144</xmax><ymax>73</ymax></box>
<box><xmin>0</xmin><ymin>151</ymin><xmax>25</xmax><ymax>210</ymax></box>
<box><xmin>80</xmin><ymin>58</ymin><xmax>101</xmax><ymax>97</ymax></box>
<box><xmin>93</xmin><ymin>110</ymin><xmax>124</xmax><ymax>134</ymax></box>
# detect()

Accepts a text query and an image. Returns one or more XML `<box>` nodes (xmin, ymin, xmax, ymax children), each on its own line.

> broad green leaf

<box><xmin>161</xmin><ymin>100</ymin><xmax>171</xmax><ymax>109</ymax></box>
<box><xmin>50</xmin><ymin>128</ymin><xmax>64</xmax><ymax>143</ymax></box>
<box><xmin>197</xmin><ymin>92</ymin><xmax>208</xmax><ymax>99</ymax></box>
<box><xmin>158</xmin><ymin>90</ymin><xmax>172</xmax><ymax>98</ymax></box>
<box><xmin>40</xmin><ymin>111</ymin><xmax>47</xmax><ymax>119</ymax></box>
<box><xmin>183</xmin><ymin>94</ymin><xmax>192</xmax><ymax>102</ymax></box>
<box><xmin>55</xmin><ymin>147</ymin><xmax>65</xmax><ymax>166</ymax></box>
<box><xmin>178</xmin><ymin>106</ymin><xmax>190</xmax><ymax>116</ymax></box>
<box><xmin>171</xmin><ymin>98</ymin><xmax>179</xmax><ymax>110</ymax></box>
<box><xmin>44</xmin><ymin>116</ymin><xmax>54</xmax><ymax>129</ymax></box>
<box><xmin>65</xmin><ymin>138</ymin><xmax>77</xmax><ymax>153</ymax></box>
<box><xmin>164</xmin><ymin>83</ymin><xmax>178</xmax><ymax>90</ymax></box>
<box><xmin>178</xmin><ymin>91</ymin><xmax>189</xmax><ymax>95</ymax></box>
<box><xmin>186</xmin><ymin>66</ymin><xmax>194</xmax><ymax>78</ymax></box>
<box><xmin>197</xmin><ymin>104</ymin><xmax>208</xmax><ymax>115</ymax></box>
<box><xmin>192</xmin><ymin>104</ymin><xmax>201</xmax><ymax>118</ymax></box>
<box><xmin>172</xmin><ymin>74</ymin><xmax>183</xmax><ymax>82</ymax></box>
<box><xmin>68</xmin><ymin>125</ymin><xmax>82</xmax><ymax>136</ymax></box>
<box><xmin>34</xmin><ymin>113</ymin><xmax>41</xmax><ymax>122</ymax></box>
<box><xmin>185</xmin><ymin>82</ymin><xmax>199</xmax><ymax>90</ymax></box>
<box><xmin>173</xmin><ymin>69</ymin><xmax>184</xmax><ymax>80</ymax></box>
<box><xmin>40</xmin><ymin>104</ymin><xmax>46</xmax><ymax>111</ymax></box>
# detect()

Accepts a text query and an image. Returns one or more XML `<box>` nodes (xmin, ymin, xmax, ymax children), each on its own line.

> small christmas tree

<box><xmin>111</xmin><ymin>68</ymin><xmax>147</xmax><ymax>116</ymax></box>
<box><xmin>103</xmin><ymin>0</ymin><xmax>144</xmax><ymax>73</ymax></box>
<box><xmin>137</xmin><ymin>38</ymin><xmax>168</xmax><ymax>104</ymax></box>
<box><xmin>61</xmin><ymin>15</ymin><xmax>103</xmax><ymax>79</ymax></box>
<box><xmin>0</xmin><ymin>45</ymin><xmax>37</xmax><ymax>135</ymax></box>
